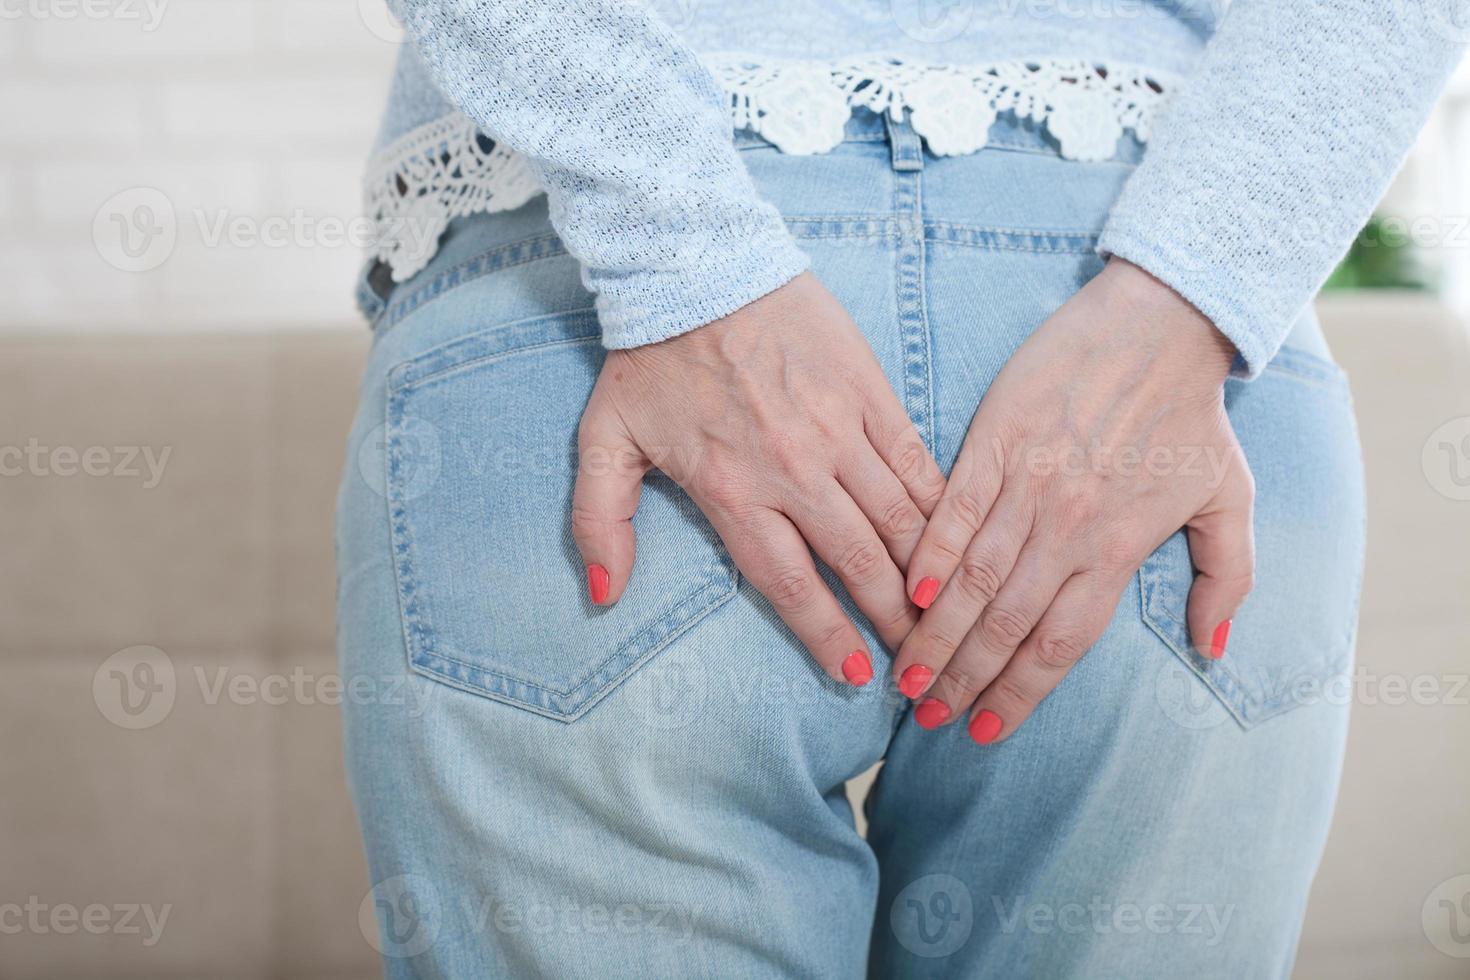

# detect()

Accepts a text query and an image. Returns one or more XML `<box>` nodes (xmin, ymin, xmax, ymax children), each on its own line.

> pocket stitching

<box><xmin>383</xmin><ymin>326</ymin><xmax>739</xmax><ymax>721</ymax></box>
<box><xmin>1138</xmin><ymin>553</ymin><xmax>1350</xmax><ymax>728</ymax></box>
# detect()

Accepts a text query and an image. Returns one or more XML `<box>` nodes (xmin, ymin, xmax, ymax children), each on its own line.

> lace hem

<box><xmin>366</xmin><ymin>56</ymin><xmax>1174</xmax><ymax>281</ymax></box>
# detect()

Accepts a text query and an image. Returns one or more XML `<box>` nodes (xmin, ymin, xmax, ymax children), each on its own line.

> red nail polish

<box><xmin>969</xmin><ymin>709</ymin><xmax>1003</xmax><ymax>745</ymax></box>
<box><xmin>915</xmin><ymin>697</ymin><xmax>950</xmax><ymax>729</ymax></box>
<box><xmin>899</xmin><ymin>664</ymin><xmax>933</xmax><ymax>699</ymax></box>
<box><xmin>842</xmin><ymin>651</ymin><xmax>874</xmax><ymax>687</ymax></box>
<box><xmin>587</xmin><ymin>564</ymin><xmax>610</xmax><ymax>604</ymax></box>
<box><xmin>1209</xmin><ymin>619</ymin><xmax>1232</xmax><ymax>660</ymax></box>
<box><xmin>912</xmin><ymin>577</ymin><xmax>940</xmax><ymax>609</ymax></box>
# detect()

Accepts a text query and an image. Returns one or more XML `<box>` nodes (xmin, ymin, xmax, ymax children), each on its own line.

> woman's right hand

<box><xmin>571</xmin><ymin>272</ymin><xmax>947</xmax><ymax>685</ymax></box>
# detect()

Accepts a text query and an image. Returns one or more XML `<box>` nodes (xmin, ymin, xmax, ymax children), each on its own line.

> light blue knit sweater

<box><xmin>378</xmin><ymin>0</ymin><xmax>1466</xmax><ymax>376</ymax></box>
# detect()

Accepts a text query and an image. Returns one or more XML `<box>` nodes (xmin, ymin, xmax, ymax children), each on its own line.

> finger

<box><xmin>571</xmin><ymin>403</ymin><xmax>650</xmax><ymax>606</ymax></box>
<box><xmin>893</xmin><ymin>489</ymin><xmax>1030</xmax><ymax>700</ymax></box>
<box><xmin>788</xmin><ymin>482</ymin><xmax>918</xmax><ymax>655</ymax></box>
<box><xmin>904</xmin><ymin>429</ymin><xmax>1006</xmax><ymax>609</ymax></box>
<box><xmin>712</xmin><ymin>506</ymin><xmax>876</xmax><ymax>687</ymax></box>
<box><xmin>1185</xmin><ymin>458</ymin><xmax>1255</xmax><ymax>660</ymax></box>
<box><xmin>966</xmin><ymin>569</ymin><xmax>1126</xmax><ymax>743</ymax></box>
<box><xmin>917</xmin><ymin>539</ymin><xmax>1068</xmax><ymax>728</ymax></box>
<box><xmin>864</xmin><ymin>402</ymin><xmax>946</xmax><ymax>519</ymax></box>
<box><xmin>836</xmin><ymin>448</ymin><xmax>927</xmax><ymax>573</ymax></box>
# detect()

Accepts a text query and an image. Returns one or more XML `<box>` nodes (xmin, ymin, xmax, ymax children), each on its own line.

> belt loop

<box><xmin>885</xmin><ymin>111</ymin><xmax>925</xmax><ymax>172</ymax></box>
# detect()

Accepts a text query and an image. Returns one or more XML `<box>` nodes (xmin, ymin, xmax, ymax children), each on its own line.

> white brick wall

<box><xmin>0</xmin><ymin>0</ymin><xmax>403</xmax><ymax>332</ymax></box>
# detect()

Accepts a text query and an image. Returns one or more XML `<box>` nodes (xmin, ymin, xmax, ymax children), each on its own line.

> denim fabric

<box><xmin>337</xmin><ymin>112</ymin><xmax>1364</xmax><ymax>978</ymax></box>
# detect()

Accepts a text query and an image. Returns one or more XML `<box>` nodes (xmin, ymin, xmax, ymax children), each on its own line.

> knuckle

<box><xmin>981</xmin><ymin>605</ymin><xmax>1032</xmax><ymax>648</ymax></box>
<box><xmin>568</xmin><ymin>503</ymin><xmax>611</xmax><ymax>540</ymax></box>
<box><xmin>814</xmin><ymin>619</ymin><xmax>852</xmax><ymax>652</ymax></box>
<box><xmin>766</xmin><ymin>568</ymin><xmax>818</xmax><ymax>612</ymax></box>
<box><xmin>834</xmin><ymin>538</ymin><xmax>886</xmax><ymax>585</ymax></box>
<box><xmin>918</xmin><ymin>622</ymin><xmax>963</xmax><ymax>657</ymax></box>
<box><xmin>947</xmin><ymin>486</ymin><xmax>988</xmax><ymax>532</ymax></box>
<box><xmin>875</xmin><ymin>495</ymin><xmax>921</xmax><ymax>540</ymax></box>
<box><xmin>937</xmin><ymin>662</ymin><xmax>984</xmax><ymax>700</ymax></box>
<box><xmin>956</xmin><ymin>553</ymin><xmax>1004</xmax><ymax>604</ymax></box>
<box><xmin>988</xmin><ymin>676</ymin><xmax>1034</xmax><ymax>712</ymax></box>
<box><xmin>1034</xmin><ymin>630</ymin><xmax>1088</xmax><ymax>671</ymax></box>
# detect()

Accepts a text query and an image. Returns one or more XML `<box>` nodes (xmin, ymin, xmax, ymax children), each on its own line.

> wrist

<box><xmin>1100</xmin><ymin>258</ymin><xmax>1236</xmax><ymax>383</ymax></box>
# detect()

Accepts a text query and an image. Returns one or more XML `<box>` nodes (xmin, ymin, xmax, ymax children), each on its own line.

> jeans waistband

<box><xmin>732</xmin><ymin>106</ymin><xmax>1145</xmax><ymax>166</ymax></box>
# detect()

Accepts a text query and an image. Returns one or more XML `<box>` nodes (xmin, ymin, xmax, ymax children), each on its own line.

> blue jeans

<box><xmin>338</xmin><ymin>112</ymin><xmax>1365</xmax><ymax>978</ymax></box>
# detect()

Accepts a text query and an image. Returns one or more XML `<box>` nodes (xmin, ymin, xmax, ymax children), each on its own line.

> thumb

<box><xmin>571</xmin><ymin>403</ymin><xmax>649</xmax><ymax>606</ymax></box>
<box><xmin>1185</xmin><ymin>459</ymin><xmax>1255</xmax><ymax>660</ymax></box>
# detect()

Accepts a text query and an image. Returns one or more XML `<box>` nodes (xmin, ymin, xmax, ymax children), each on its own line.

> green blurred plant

<box><xmin>1323</xmin><ymin>215</ymin><xmax>1434</xmax><ymax>291</ymax></box>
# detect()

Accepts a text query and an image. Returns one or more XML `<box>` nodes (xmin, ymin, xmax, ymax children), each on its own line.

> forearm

<box><xmin>387</xmin><ymin>0</ymin><xmax>808</xmax><ymax>346</ymax></box>
<box><xmin>1099</xmin><ymin>0</ymin><xmax>1467</xmax><ymax>376</ymax></box>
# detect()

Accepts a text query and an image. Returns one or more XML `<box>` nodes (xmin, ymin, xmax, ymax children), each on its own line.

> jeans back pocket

<box><xmin>383</xmin><ymin>309</ymin><xmax>737</xmax><ymax>721</ymax></box>
<box><xmin>1138</xmin><ymin>347</ymin><xmax>1366</xmax><ymax>729</ymax></box>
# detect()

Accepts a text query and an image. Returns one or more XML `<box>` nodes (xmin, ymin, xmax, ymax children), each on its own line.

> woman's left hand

<box><xmin>891</xmin><ymin>258</ymin><xmax>1255</xmax><ymax>743</ymax></box>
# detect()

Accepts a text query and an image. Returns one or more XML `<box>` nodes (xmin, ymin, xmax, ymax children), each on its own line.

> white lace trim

<box><xmin>366</xmin><ymin>56</ymin><xmax>1174</xmax><ymax>281</ymax></box>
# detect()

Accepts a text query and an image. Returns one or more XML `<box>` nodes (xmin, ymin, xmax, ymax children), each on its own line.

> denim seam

<box><xmin>1137</xmin><ymin>556</ymin><xmax>1350</xmax><ymax>728</ymax></box>
<box><xmin>925</xmin><ymin>224</ymin><xmax>1099</xmax><ymax>255</ymax></box>
<box><xmin>887</xmin><ymin>115</ymin><xmax>937</xmax><ymax>458</ymax></box>
<box><xmin>376</xmin><ymin>233</ymin><xmax>569</xmax><ymax>333</ymax></box>
<box><xmin>395</xmin><ymin>335</ymin><xmax>598</xmax><ymax>394</ymax></box>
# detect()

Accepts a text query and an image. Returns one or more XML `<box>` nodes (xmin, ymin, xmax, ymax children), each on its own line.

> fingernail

<box><xmin>912</xmin><ymin>576</ymin><xmax>940</xmax><ymax>609</ymax></box>
<box><xmin>969</xmin><ymin>709</ymin><xmax>1003</xmax><ymax>745</ymax></box>
<box><xmin>586</xmin><ymin>564</ymin><xmax>610</xmax><ymax>605</ymax></box>
<box><xmin>1209</xmin><ymin>619</ymin><xmax>1232</xmax><ymax>660</ymax></box>
<box><xmin>915</xmin><ymin>697</ymin><xmax>950</xmax><ymax>729</ymax></box>
<box><xmin>898</xmin><ymin>664</ymin><xmax>933</xmax><ymax>699</ymax></box>
<box><xmin>842</xmin><ymin>651</ymin><xmax>874</xmax><ymax>687</ymax></box>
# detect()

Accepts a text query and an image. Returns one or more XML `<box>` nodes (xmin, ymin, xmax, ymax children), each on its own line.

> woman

<box><xmin>338</xmin><ymin>1</ymin><xmax>1463</xmax><ymax>975</ymax></box>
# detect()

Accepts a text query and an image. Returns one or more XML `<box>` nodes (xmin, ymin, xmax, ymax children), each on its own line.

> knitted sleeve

<box><xmin>1097</xmin><ymin>1</ymin><xmax>1467</xmax><ymax>377</ymax></box>
<box><xmin>385</xmin><ymin>0</ymin><xmax>808</xmax><ymax>349</ymax></box>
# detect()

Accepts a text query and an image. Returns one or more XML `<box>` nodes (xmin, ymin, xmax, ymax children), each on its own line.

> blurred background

<box><xmin>1</xmin><ymin>2</ymin><xmax>1469</xmax><ymax>977</ymax></box>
